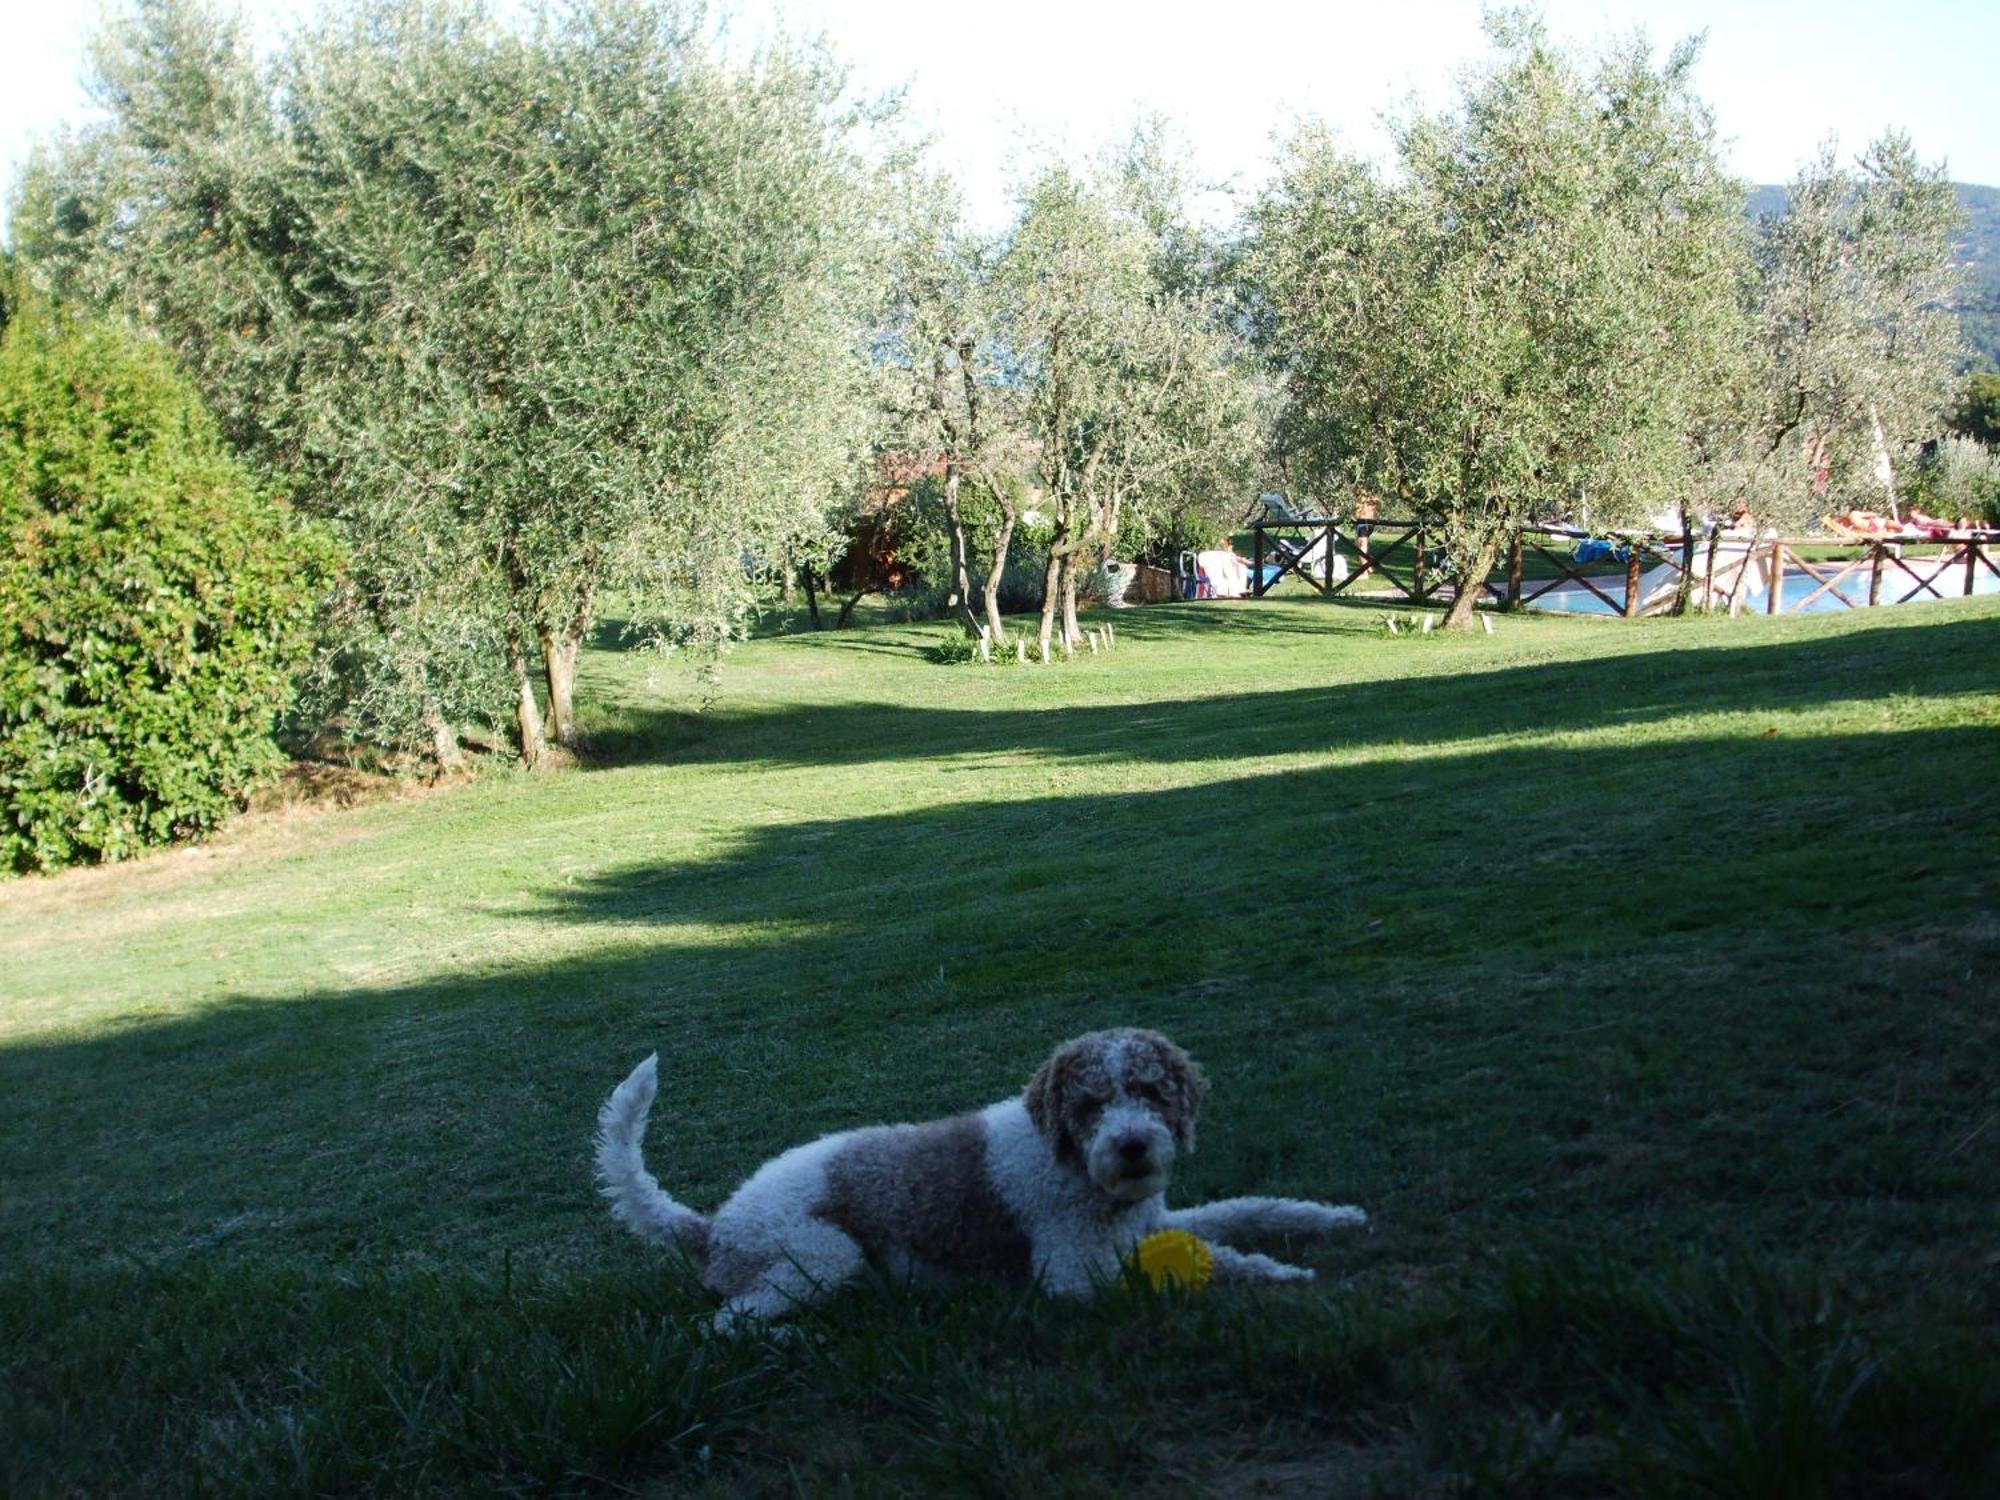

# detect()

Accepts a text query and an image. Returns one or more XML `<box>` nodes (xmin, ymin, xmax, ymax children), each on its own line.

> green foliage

<box><xmin>1942</xmin><ymin>182</ymin><xmax>2000</xmax><ymax>369</ymax></box>
<box><xmin>1104</xmin><ymin>121</ymin><xmax>1267</xmax><ymax>556</ymax></box>
<box><xmin>1750</xmin><ymin>180</ymin><xmax>2000</xmax><ymax>372</ymax></box>
<box><xmin>1741</xmin><ymin>135</ymin><xmax>1967</xmax><ymax>527</ymax></box>
<box><xmin>1947</xmin><ymin>371</ymin><xmax>2000</xmax><ymax>446</ymax></box>
<box><xmin>1245</xmin><ymin>19</ymin><xmax>1750</xmax><ymax>605</ymax></box>
<box><xmin>999</xmin><ymin>158</ymin><xmax>1260</xmax><ymax>647</ymax></box>
<box><xmin>879</xmin><ymin>477</ymin><xmax>964</xmax><ymax>605</ymax></box>
<box><xmin>881</xmin><ymin>473</ymin><xmax>1053</xmax><ymax>618</ymax></box>
<box><xmin>1958</xmin><ymin>284</ymin><xmax>2000</xmax><ymax>373</ymax></box>
<box><xmin>1908</xmin><ymin>433</ymin><xmax>2000</xmax><ymax>524</ymax></box>
<box><xmin>0</xmin><ymin>301</ymin><xmax>331</xmax><ymax>872</ymax></box>
<box><xmin>15</xmin><ymin>0</ymin><xmax>888</xmax><ymax>755</ymax></box>
<box><xmin>872</xmin><ymin>131</ymin><xmax>1254</xmax><ymax>645</ymax></box>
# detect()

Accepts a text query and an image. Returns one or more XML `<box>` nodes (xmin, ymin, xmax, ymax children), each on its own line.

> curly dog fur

<box><xmin>595</xmin><ymin>1027</ymin><xmax>1366</xmax><ymax>1332</ymax></box>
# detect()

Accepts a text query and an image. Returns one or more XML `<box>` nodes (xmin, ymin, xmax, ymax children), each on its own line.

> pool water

<box><xmin>1527</xmin><ymin>555</ymin><xmax>2000</xmax><ymax>616</ymax></box>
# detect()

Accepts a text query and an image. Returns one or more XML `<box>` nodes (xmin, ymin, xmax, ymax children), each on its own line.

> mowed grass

<box><xmin>3</xmin><ymin>595</ymin><xmax>1998</xmax><ymax>1496</ymax></box>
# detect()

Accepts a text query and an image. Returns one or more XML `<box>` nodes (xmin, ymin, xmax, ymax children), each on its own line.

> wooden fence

<box><xmin>1247</xmin><ymin>517</ymin><xmax>2000</xmax><ymax>617</ymax></box>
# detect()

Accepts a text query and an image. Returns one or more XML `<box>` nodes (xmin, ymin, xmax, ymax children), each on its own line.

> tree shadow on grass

<box><xmin>578</xmin><ymin>609</ymin><xmax>2000</xmax><ymax>771</ymax></box>
<box><xmin>1123</xmin><ymin>595</ymin><xmax>1446</xmax><ymax>631</ymax></box>
<box><xmin>3</xmin><ymin>723</ymin><xmax>1994</xmax><ymax>1280</ymax></box>
<box><xmin>786</xmin><ymin>633</ymin><xmax>940</xmax><ymax>661</ymax></box>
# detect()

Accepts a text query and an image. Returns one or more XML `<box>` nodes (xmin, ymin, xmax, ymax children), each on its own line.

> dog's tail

<box><xmin>594</xmin><ymin>1053</ymin><xmax>712</xmax><ymax>1265</ymax></box>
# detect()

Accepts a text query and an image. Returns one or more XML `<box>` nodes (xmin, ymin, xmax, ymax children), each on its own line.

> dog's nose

<box><xmin>1117</xmin><ymin>1138</ymin><xmax>1149</xmax><ymax>1164</ymax></box>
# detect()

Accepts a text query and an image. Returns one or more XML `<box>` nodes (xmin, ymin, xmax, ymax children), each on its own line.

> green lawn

<box><xmin>4</xmin><ymin>595</ymin><xmax>1998</xmax><ymax>1496</ymax></box>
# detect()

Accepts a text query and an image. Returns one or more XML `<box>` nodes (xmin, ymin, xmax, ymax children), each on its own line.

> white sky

<box><xmin>4</xmin><ymin>0</ymin><xmax>1996</xmax><ymax>236</ymax></box>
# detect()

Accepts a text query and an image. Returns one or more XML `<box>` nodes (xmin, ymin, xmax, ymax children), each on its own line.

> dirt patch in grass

<box><xmin>246</xmin><ymin>758</ymin><xmax>421</xmax><ymax>814</ymax></box>
<box><xmin>0</xmin><ymin>761</ymin><xmax>472</xmax><ymax>925</ymax></box>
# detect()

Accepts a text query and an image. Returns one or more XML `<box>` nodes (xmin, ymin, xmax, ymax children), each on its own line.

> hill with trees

<box><xmin>1751</xmin><ymin>180</ymin><xmax>2000</xmax><ymax>368</ymax></box>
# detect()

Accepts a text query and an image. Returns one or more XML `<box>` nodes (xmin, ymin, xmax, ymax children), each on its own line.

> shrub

<box><xmin>1917</xmin><ymin>434</ymin><xmax>2000</xmax><ymax>526</ymax></box>
<box><xmin>869</xmin><ymin>475</ymin><xmax>1055</xmax><ymax>621</ymax></box>
<box><xmin>1947</xmin><ymin>371</ymin><xmax>2000</xmax><ymax>448</ymax></box>
<box><xmin>0</xmin><ymin>299</ymin><xmax>333</xmax><ymax>872</ymax></box>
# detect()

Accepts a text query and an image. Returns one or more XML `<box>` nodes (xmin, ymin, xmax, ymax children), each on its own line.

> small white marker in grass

<box><xmin>1421</xmin><ymin>613</ymin><xmax>1435</xmax><ymax>633</ymax></box>
<box><xmin>1481</xmin><ymin>614</ymin><xmax>1494</xmax><ymax>635</ymax></box>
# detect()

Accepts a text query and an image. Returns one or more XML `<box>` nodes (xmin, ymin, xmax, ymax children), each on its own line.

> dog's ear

<box><xmin>1155</xmin><ymin>1038</ymin><xmax>1210</xmax><ymax>1153</ymax></box>
<box><xmin>1024</xmin><ymin>1044</ymin><xmax>1082</xmax><ymax>1163</ymax></box>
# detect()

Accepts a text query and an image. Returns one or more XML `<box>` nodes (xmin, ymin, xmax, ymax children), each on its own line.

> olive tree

<box><xmin>14</xmin><ymin>0</ymin><xmax>886</xmax><ymax>763</ymax></box>
<box><xmin>10</xmin><ymin>0</ymin><xmax>494</xmax><ymax>762</ymax></box>
<box><xmin>1105</xmin><ymin>127</ymin><xmax>1263</xmax><ymax>568</ymax></box>
<box><xmin>1734</xmin><ymin>135</ymin><xmax>1965</xmax><ymax>530</ymax></box>
<box><xmin>879</xmin><ymin>178</ymin><xmax>1017</xmax><ymax>643</ymax></box>
<box><xmin>1245</xmin><ymin>17</ymin><xmax>1750</xmax><ymax>627</ymax></box>
<box><xmin>1000</xmin><ymin>162</ymin><xmax>1256</xmax><ymax>655</ymax></box>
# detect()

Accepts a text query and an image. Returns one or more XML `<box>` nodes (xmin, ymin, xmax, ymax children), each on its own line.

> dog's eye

<box><xmin>1131</xmin><ymin>1081</ymin><xmax>1163</xmax><ymax>1103</ymax></box>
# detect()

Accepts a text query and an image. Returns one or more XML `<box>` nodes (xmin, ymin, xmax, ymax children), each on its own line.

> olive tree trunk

<box><xmin>1670</xmin><ymin>505</ymin><xmax>1698</xmax><ymax>616</ymax></box>
<box><xmin>982</xmin><ymin>495</ymin><xmax>1017</xmax><ymax>644</ymax></box>
<box><xmin>1035</xmin><ymin>545</ymin><xmax>1064</xmax><ymax>659</ymax></box>
<box><xmin>423</xmin><ymin>700</ymin><xmax>465</xmax><ymax>774</ymax></box>
<box><xmin>1442</xmin><ymin>528</ymin><xmax>1505</xmax><ymax>629</ymax></box>
<box><xmin>507</xmin><ymin>629</ymin><xmax>545</xmax><ymax>767</ymax></box>
<box><xmin>1059</xmin><ymin>553</ymin><xmax>1081</xmax><ymax>646</ymax></box>
<box><xmin>941</xmin><ymin>467</ymin><xmax>985</xmax><ymax>638</ymax></box>
<box><xmin>800</xmin><ymin>562</ymin><xmax>824</xmax><ymax>630</ymax></box>
<box><xmin>1700</xmin><ymin>523</ymin><xmax>1725</xmax><ymax>612</ymax></box>
<box><xmin>540</xmin><ymin>634</ymin><xmax>579</xmax><ymax>745</ymax></box>
<box><xmin>535</xmin><ymin>577</ymin><xmax>594</xmax><ymax>746</ymax></box>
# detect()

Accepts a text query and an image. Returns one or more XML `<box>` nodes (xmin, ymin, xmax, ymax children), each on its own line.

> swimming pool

<box><xmin>1525</xmin><ymin>550</ymin><xmax>2000</xmax><ymax>616</ymax></box>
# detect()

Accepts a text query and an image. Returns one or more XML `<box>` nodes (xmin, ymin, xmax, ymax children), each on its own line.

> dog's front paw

<box><xmin>1298</xmin><ymin>1202</ymin><xmax>1368</xmax><ymax>1235</ymax></box>
<box><xmin>1270</xmin><ymin>1261</ymin><xmax>1315</xmax><ymax>1283</ymax></box>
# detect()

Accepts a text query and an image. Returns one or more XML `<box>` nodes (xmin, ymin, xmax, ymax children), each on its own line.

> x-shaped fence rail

<box><xmin>1246</xmin><ymin>518</ymin><xmax>2000</xmax><ymax>616</ymax></box>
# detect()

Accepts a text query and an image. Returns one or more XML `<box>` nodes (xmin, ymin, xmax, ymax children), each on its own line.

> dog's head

<box><xmin>1023</xmin><ymin>1028</ymin><xmax>1209</xmax><ymax>1202</ymax></box>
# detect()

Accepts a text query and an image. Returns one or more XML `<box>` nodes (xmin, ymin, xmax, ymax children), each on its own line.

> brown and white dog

<box><xmin>595</xmin><ymin>1027</ymin><xmax>1367</xmax><ymax>1333</ymax></box>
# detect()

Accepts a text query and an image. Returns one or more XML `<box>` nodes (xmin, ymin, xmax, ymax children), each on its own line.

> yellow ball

<box><xmin>1131</xmin><ymin>1229</ymin><xmax>1214</xmax><ymax>1292</ymax></box>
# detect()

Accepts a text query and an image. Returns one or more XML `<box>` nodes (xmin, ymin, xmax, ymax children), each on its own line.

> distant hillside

<box><xmin>1748</xmin><ymin>182</ymin><xmax>2000</xmax><ymax>370</ymax></box>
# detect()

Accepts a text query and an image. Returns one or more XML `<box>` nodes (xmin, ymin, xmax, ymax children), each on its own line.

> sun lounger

<box><xmin>1176</xmin><ymin>549</ymin><xmax>1280</xmax><ymax>599</ymax></box>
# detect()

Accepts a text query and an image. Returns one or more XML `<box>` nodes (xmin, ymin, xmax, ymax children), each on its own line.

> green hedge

<box><xmin>0</xmin><ymin>298</ymin><xmax>334</xmax><ymax>872</ymax></box>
